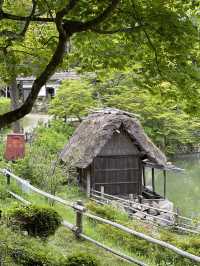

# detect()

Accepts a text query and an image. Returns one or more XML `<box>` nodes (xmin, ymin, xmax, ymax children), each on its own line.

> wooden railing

<box><xmin>0</xmin><ymin>168</ymin><xmax>200</xmax><ymax>265</ymax></box>
<box><xmin>90</xmin><ymin>189</ymin><xmax>200</xmax><ymax>234</ymax></box>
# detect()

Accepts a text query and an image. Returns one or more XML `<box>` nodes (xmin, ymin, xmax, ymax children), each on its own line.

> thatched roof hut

<box><xmin>60</xmin><ymin>108</ymin><xmax>167</xmax><ymax>168</ymax></box>
<box><xmin>60</xmin><ymin>108</ymin><xmax>173</xmax><ymax>197</ymax></box>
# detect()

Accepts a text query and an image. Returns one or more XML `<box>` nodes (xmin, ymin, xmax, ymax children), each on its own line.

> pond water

<box><xmin>146</xmin><ymin>154</ymin><xmax>200</xmax><ymax>218</ymax></box>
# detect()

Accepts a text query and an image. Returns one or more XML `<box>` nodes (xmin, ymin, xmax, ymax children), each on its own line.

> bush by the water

<box><xmin>7</xmin><ymin>204</ymin><xmax>62</xmax><ymax>238</ymax></box>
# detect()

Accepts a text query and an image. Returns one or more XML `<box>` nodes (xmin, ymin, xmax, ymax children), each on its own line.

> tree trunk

<box><xmin>9</xmin><ymin>77</ymin><xmax>21</xmax><ymax>133</ymax></box>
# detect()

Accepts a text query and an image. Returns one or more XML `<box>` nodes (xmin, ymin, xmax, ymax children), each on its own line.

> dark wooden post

<box><xmin>74</xmin><ymin>200</ymin><xmax>85</xmax><ymax>239</ymax></box>
<box><xmin>163</xmin><ymin>170</ymin><xmax>166</xmax><ymax>199</ymax></box>
<box><xmin>152</xmin><ymin>168</ymin><xmax>155</xmax><ymax>193</ymax></box>
<box><xmin>6</xmin><ymin>172</ymin><xmax>11</xmax><ymax>185</ymax></box>
<box><xmin>142</xmin><ymin>166</ymin><xmax>146</xmax><ymax>188</ymax></box>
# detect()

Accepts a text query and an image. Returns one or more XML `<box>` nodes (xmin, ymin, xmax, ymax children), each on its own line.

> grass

<box><xmin>0</xmin><ymin>170</ymin><xmax>200</xmax><ymax>266</ymax></box>
<box><xmin>0</xmin><ymin>175</ymin><xmax>138</xmax><ymax>265</ymax></box>
<box><xmin>1</xmin><ymin>122</ymin><xmax>200</xmax><ymax>265</ymax></box>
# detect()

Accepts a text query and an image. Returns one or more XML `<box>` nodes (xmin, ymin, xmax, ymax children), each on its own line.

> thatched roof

<box><xmin>60</xmin><ymin>108</ymin><xmax>167</xmax><ymax>168</ymax></box>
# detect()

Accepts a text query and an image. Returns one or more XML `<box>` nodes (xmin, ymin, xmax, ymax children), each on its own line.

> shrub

<box><xmin>12</xmin><ymin>120</ymin><xmax>74</xmax><ymax>193</ymax></box>
<box><xmin>65</xmin><ymin>253</ymin><xmax>99</xmax><ymax>266</ymax></box>
<box><xmin>86</xmin><ymin>201</ymin><xmax>129</xmax><ymax>222</ymax></box>
<box><xmin>0</xmin><ymin>185</ymin><xmax>8</xmax><ymax>200</ymax></box>
<box><xmin>7</xmin><ymin>204</ymin><xmax>62</xmax><ymax>238</ymax></box>
<box><xmin>0</xmin><ymin>225</ymin><xmax>66</xmax><ymax>266</ymax></box>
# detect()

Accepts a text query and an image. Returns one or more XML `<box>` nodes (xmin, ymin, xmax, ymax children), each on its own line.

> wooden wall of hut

<box><xmin>83</xmin><ymin>131</ymin><xmax>143</xmax><ymax>196</ymax></box>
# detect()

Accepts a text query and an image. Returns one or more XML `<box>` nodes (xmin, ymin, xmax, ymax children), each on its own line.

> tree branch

<box><xmin>43</xmin><ymin>0</ymin><xmax>54</xmax><ymax>20</ymax></box>
<box><xmin>0</xmin><ymin>20</ymin><xmax>69</xmax><ymax>128</ymax></box>
<box><xmin>142</xmin><ymin>28</ymin><xmax>162</xmax><ymax>76</ymax></box>
<box><xmin>20</xmin><ymin>0</ymin><xmax>37</xmax><ymax>37</ymax></box>
<box><xmin>0</xmin><ymin>1</ymin><xmax>121</xmax><ymax>128</ymax></box>
<box><xmin>91</xmin><ymin>25</ymin><xmax>145</xmax><ymax>34</ymax></box>
<box><xmin>82</xmin><ymin>0</ymin><xmax>120</xmax><ymax>29</ymax></box>
<box><xmin>57</xmin><ymin>0</ymin><xmax>79</xmax><ymax>18</ymax></box>
<box><xmin>1</xmin><ymin>12</ymin><xmax>54</xmax><ymax>22</ymax></box>
<box><xmin>63</xmin><ymin>0</ymin><xmax>120</xmax><ymax>34</ymax></box>
<box><xmin>0</xmin><ymin>0</ymin><xmax>37</xmax><ymax>41</ymax></box>
<box><xmin>131</xmin><ymin>0</ymin><xmax>162</xmax><ymax>76</ymax></box>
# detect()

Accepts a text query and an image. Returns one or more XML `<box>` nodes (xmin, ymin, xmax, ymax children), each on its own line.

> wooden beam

<box><xmin>85</xmin><ymin>213</ymin><xmax>200</xmax><ymax>263</ymax></box>
<box><xmin>142</xmin><ymin>166</ymin><xmax>146</xmax><ymax>187</ymax></box>
<box><xmin>163</xmin><ymin>170</ymin><xmax>166</xmax><ymax>199</ymax></box>
<box><xmin>86</xmin><ymin>170</ymin><xmax>91</xmax><ymax>197</ymax></box>
<box><xmin>100</xmin><ymin>186</ymin><xmax>104</xmax><ymax>199</ymax></box>
<box><xmin>152</xmin><ymin>168</ymin><xmax>155</xmax><ymax>193</ymax></box>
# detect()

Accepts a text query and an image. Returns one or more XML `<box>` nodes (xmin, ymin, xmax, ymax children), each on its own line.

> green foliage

<box><xmin>49</xmin><ymin>79</ymin><xmax>97</xmax><ymax>120</ymax></box>
<box><xmin>0</xmin><ymin>97</ymin><xmax>10</xmax><ymax>115</ymax></box>
<box><xmin>65</xmin><ymin>253</ymin><xmax>99</xmax><ymax>266</ymax></box>
<box><xmin>7</xmin><ymin>204</ymin><xmax>62</xmax><ymax>238</ymax></box>
<box><xmin>86</xmin><ymin>202</ymin><xmax>200</xmax><ymax>266</ymax></box>
<box><xmin>12</xmin><ymin>120</ymin><xmax>74</xmax><ymax>192</ymax></box>
<box><xmin>87</xmin><ymin>72</ymin><xmax>200</xmax><ymax>154</ymax></box>
<box><xmin>33</xmin><ymin>120</ymin><xmax>74</xmax><ymax>154</ymax></box>
<box><xmin>0</xmin><ymin>225</ymin><xmax>66</xmax><ymax>266</ymax></box>
<box><xmin>87</xmin><ymin>201</ymin><xmax>129</xmax><ymax>222</ymax></box>
<box><xmin>0</xmin><ymin>225</ymin><xmax>100</xmax><ymax>266</ymax></box>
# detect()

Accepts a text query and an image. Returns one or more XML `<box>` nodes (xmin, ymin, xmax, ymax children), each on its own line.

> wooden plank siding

<box><xmin>89</xmin><ymin>131</ymin><xmax>142</xmax><ymax>195</ymax></box>
<box><xmin>92</xmin><ymin>155</ymin><xmax>142</xmax><ymax>195</ymax></box>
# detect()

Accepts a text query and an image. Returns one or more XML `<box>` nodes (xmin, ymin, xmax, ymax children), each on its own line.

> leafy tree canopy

<box><xmin>50</xmin><ymin>72</ymin><xmax>200</xmax><ymax>154</ymax></box>
<box><xmin>49</xmin><ymin>79</ymin><xmax>97</xmax><ymax>120</ymax></box>
<box><xmin>0</xmin><ymin>0</ymin><xmax>199</xmax><ymax>128</ymax></box>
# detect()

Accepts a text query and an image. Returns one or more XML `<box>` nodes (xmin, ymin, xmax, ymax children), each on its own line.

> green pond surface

<box><xmin>146</xmin><ymin>154</ymin><xmax>200</xmax><ymax>218</ymax></box>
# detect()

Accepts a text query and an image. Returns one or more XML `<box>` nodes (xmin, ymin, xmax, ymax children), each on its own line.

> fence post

<box><xmin>174</xmin><ymin>208</ymin><xmax>180</xmax><ymax>226</ymax></box>
<box><xmin>74</xmin><ymin>200</ymin><xmax>85</xmax><ymax>239</ymax></box>
<box><xmin>101</xmin><ymin>186</ymin><xmax>104</xmax><ymax>199</ymax></box>
<box><xmin>6</xmin><ymin>172</ymin><xmax>11</xmax><ymax>185</ymax></box>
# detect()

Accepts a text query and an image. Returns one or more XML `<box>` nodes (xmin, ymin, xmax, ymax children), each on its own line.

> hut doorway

<box><xmin>92</xmin><ymin>155</ymin><xmax>142</xmax><ymax>195</ymax></box>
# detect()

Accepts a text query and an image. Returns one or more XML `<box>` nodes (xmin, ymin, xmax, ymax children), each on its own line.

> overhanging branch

<box><xmin>57</xmin><ymin>0</ymin><xmax>79</xmax><ymax>18</ymax></box>
<box><xmin>0</xmin><ymin>24</ymin><xmax>69</xmax><ymax>128</ymax></box>
<box><xmin>0</xmin><ymin>1</ymin><xmax>122</xmax><ymax>128</ymax></box>
<box><xmin>83</xmin><ymin>0</ymin><xmax>120</xmax><ymax>29</ymax></box>
<box><xmin>91</xmin><ymin>25</ymin><xmax>145</xmax><ymax>34</ymax></box>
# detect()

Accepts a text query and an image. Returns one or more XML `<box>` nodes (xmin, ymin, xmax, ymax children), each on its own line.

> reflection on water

<box><xmin>148</xmin><ymin>154</ymin><xmax>200</xmax><ymax>218</ymax></box>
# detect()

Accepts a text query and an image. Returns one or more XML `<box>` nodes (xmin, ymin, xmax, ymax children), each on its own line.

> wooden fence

<box><xmin>90</xmin><ymin>189</ymin><xmax>200</xmax><ymax>235</ymax></box>
<box><xmin>0</xmin><ymin>168</ymin><xmax>200</xmax><ymax>265</ymax></box>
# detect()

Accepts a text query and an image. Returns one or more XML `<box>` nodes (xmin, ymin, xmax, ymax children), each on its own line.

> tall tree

<box><xmin>0</xmin><ymin>0</ymin><xmax>199</xmax><ymax>128</ymax></box>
